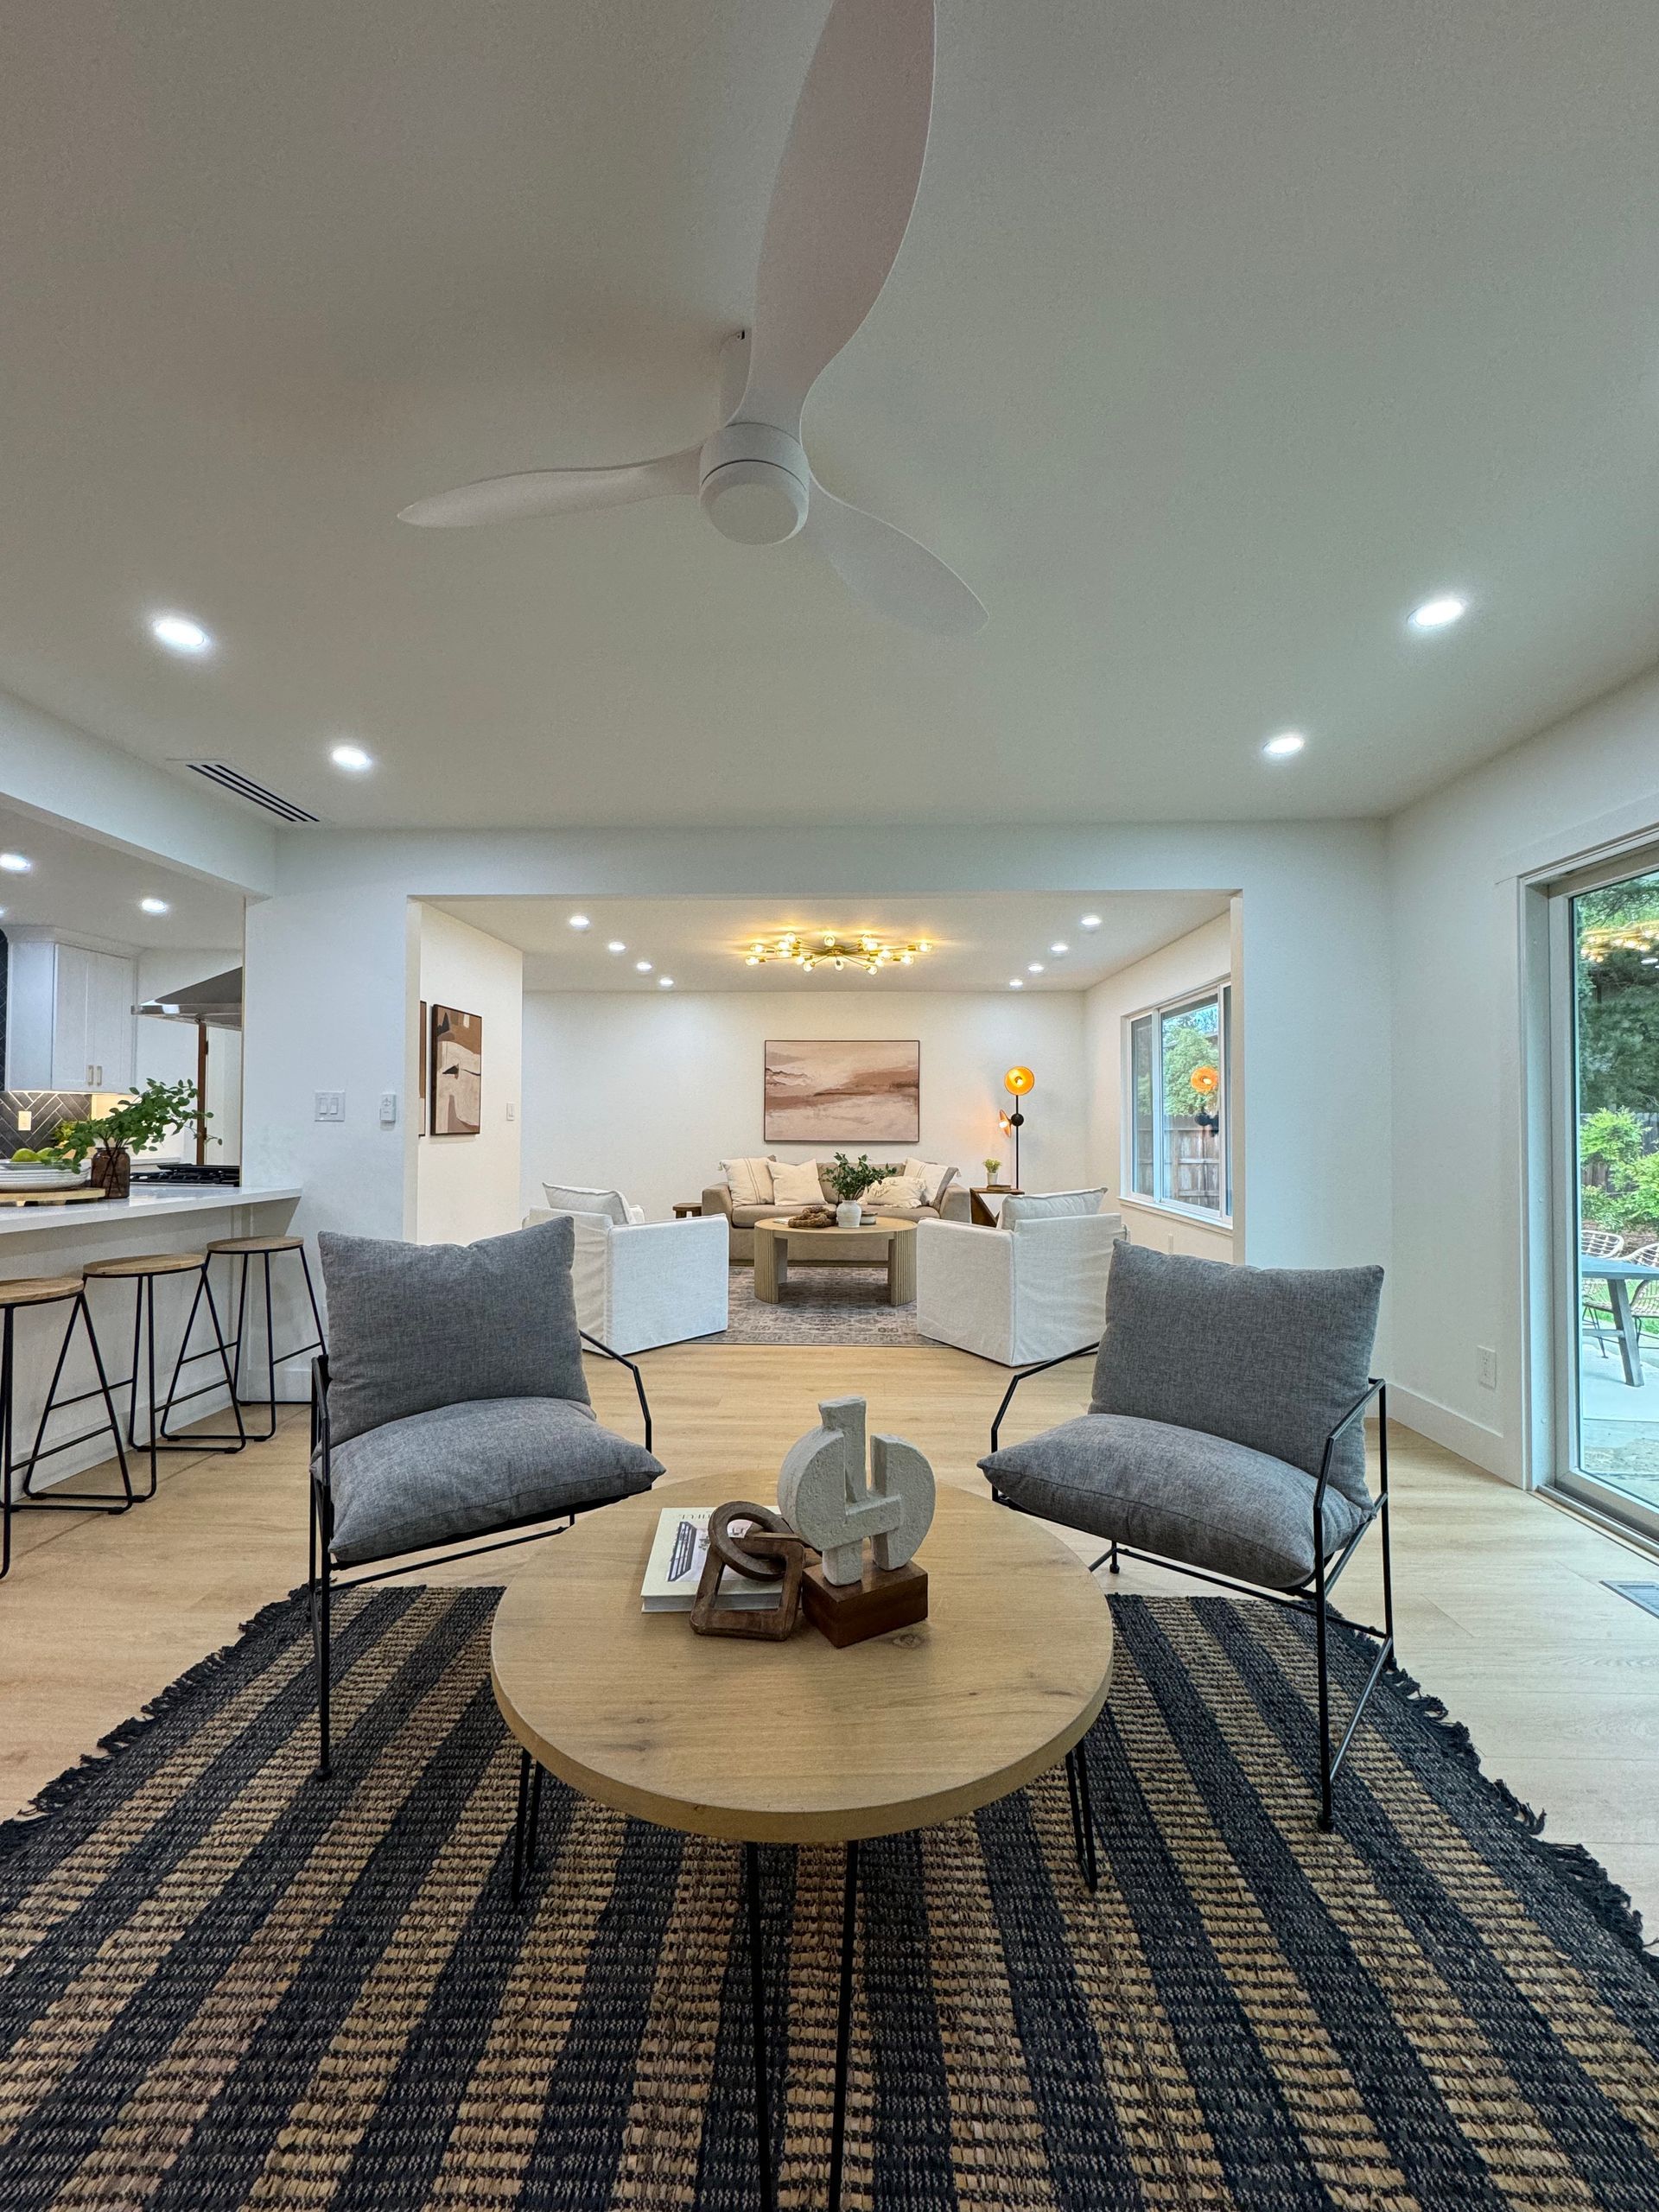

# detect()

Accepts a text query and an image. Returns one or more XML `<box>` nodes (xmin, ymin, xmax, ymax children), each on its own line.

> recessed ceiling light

<box><xmin>0</xmin><ymin>852</ymin><xmax>32</xmax><ymax>874</ymax></box>
<box><xmin>1408</xmin><ymin>594</ymin><xmax>1467</xmax><ymax>633</ymax></box>
<box><xmin>139</xmin><ymin>896</ymin><xmax>171</xmax><ymax>915</ymax></box>
<box><xmin>149</xmin><ymin>611</ymin><xmax>213</xmax><ymax>657</ymax></box>
<box><xmin>330</xmin><ymin>742</ymin><xmax>374</xmax><ymax>772</ymax></box>
<box><xmin>635</xmin><ymin>960</ymin><xmax>652</xmax><ymax>973</ymax></box>
<box><xmin>1262</xmin><ymin>730</ymin><xmax>1306</xmax><ymax>759</ymax></box>
<box><xmin>607</xmin><ymin>940</ymin><xmax>626</xmax><ymax>953</ymax></box>
<box><xmin>568</xmin><ymin>913</ymin><xmax>590</xmax><ymax>931</ymax></box>
<box><xmin>1009</xmin><ymin>977</ymin><xmax>1024</xmax><ymax>988</ymax></box>
<box><xmin>1050</xmin><ymin>941</ymin><xmax>1069</xmax><ymax>955</ymax></box>
<box><xmin>1027</xmin><ymin>962</ymin><xmax>1045</xmax><ymax>974</ymax></box>
<box><xmin>658</xmin><ymin>976</ymin><xmax>675</xmax><ymax>988</ymax></box>
<box><xmin>1080</xmin><ymin>914</ymin><xmax>1102</xmax><ymax>930</ymax></box>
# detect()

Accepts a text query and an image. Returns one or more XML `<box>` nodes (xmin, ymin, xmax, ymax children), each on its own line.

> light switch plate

<box><xmin>1477</xmin><ymin>1345</ymin><xmax>1497</xmax><ymax>1390</ymax></box>
<box><xmin>315</xmin><ymin>1090</ymin><xmax>345</xmax><ymax>1122</ymax></box>
<box><xmin>379</xmin><ymin>1090</ymin><xmax>398</xmax><ymax>1126</ymax></box>
<box><xmin>15</xmin><ymin>1109</ymin><xmax>30</xmax><ymax>1132</ymax></box>
<box><xmin>505</xmin><ymin>1101</ymin><xmax>516</xmax><ymax>1122</ymax></box>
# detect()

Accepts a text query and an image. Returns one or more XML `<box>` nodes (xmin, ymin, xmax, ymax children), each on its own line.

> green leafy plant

<box><xmin>1579</xmin><ymin>1108</ymin><xmax>1659</xmax><ymax>1239</ymax></box>
<box><xmin>41</xmin><ymin>1079</ymin><xmax>207</xmax><ymax>1168</ymax></box>
<box><xmin>823</xmin><ymin>1152</ymin><xmax>896</xmax><ymax>1204</ymax></box>
<box><xmin>983</xmin><ymin>1156</ymin><xmax>1002</xmax><ymax>1182</ymax></box>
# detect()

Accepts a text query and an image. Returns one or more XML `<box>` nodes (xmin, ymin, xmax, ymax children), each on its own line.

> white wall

<box><xmin>520</xmin><ymin>989</ymin><xmax>1090</xmax><ymax>1223</ymax></box>
<box><xmin>1084</xmin><ymin>912</ymin><xmax>1236</xmax><ymax>1261</ymax></box>
<box><xmin>1389</xmin><ymin>664</ymin><xmax>1659</xmax><ymax>1482</ymax></box>
<box><xmin>415</xmin><ymin>905</ymin><xmax>523</xmax><ymax>1244</ymax></box>
<box><xmin>242</xmin><ymin>822</ymin><xmax>1391</xmax><ymax>1334</ymax></box>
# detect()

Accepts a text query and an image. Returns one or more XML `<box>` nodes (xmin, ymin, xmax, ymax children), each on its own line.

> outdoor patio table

<box><xmin>1580</xmin><ymin>1258</ymin><xmax>1659</xmax><ymax>1388</ymax></box>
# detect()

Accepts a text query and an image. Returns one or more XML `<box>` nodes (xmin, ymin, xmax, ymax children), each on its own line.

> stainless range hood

<box><xmin>134</xmin><ymin>966</ymin><xmax>242</xmax><ymax>1029</ymax></box>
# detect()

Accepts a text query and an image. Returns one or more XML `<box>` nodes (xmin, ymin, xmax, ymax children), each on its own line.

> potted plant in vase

<box><xmin>824</xmin><ymin>1152</ymin><xmax>891</xmax><ymax>1230</ymax></box>
<box><xmin>44</xmin><ymin>1078</ymin><xmax>207</xmax><ymax>1200</ymax></box>
<box><xmin>983</xmin><ymin>1156</ymin><xmax>1003</xmax><ymax>1189</ymax></box>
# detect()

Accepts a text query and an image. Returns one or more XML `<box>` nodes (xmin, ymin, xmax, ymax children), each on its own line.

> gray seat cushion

<box><xmin>327</xmin><ymin>1395</ymin><xmax>663</xmax><ymax>1566</ymax></box>
<box><xmin>1090</xmin><ymin>1243</ymin><xmax>1382</xmax><ymax>1510</ymax></box>
<box><xmin>980</xmin><ymin>1413</ymin><xmax>1365</xmax><ymax>1590</ymax></box>
<box><xmin>319</xmin><ymin>1216</ymin><xmax>588</xmax><ymax>1446</ymax></box>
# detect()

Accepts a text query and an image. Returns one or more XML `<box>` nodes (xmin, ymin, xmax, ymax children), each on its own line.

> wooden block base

<box><xmin>802</xmin><ymin>1559</ymin><xmax>928</xmax><ymax>1649</ymax></box>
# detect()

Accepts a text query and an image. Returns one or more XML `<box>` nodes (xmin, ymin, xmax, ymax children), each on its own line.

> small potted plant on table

<box><xmin>44</xmin><ymin>1079</ymin><xmax>207</xmax><ymax>1199</ymax></box>
<box><xmin>824</xmin><ymin>1152</ymin><xmax>891</xmax><ymax>1230</ymax></box>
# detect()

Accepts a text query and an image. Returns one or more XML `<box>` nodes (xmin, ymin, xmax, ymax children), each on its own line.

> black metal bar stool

<box><xmin>82</xmin><ymin>1251</ymin><xmax>247</xmax><ymax>1491</ymax></box>
<box><xmin>205</xmin><ymin>1236</ymin><xmax>327</xmax><ymax>1442</ymax></box>
<box><xmin>2</xmin><ymin>1274</ymin><xmax>132</xmax><ymax>1582</ymax></box>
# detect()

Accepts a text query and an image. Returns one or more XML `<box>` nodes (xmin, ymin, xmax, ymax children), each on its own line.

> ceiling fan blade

<box><xmin>398</xmin><ymin>448</ymin><xmax>700</xmax><ymax>528</ymax></box>
<box><xmin>807</xmin><ymin>479</ymin><xmax>985</xmax><ymax>637</ymax></box>
<box><xmin>736</xmin><ymin>0</ymin><xmax>935</xmax><ymax>437</ymax></box>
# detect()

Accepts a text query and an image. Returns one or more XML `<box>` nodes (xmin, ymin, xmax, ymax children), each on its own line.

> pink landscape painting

<box><xmin>763</xmin><ymin>1039</ymin><xmax>920</xmax><ymax>1143</ymax></box>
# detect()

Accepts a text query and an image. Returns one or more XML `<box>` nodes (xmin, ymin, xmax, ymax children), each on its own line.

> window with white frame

<box><xmin>1126</xmin><ymin>982</ymin><xmax>1231</xmax><ymax>1218</ymax></box>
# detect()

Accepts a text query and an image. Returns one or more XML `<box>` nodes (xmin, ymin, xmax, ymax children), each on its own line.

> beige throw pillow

<box><xmin>904</xmin><ymin>1159</ymin><xmax>955</xmax><ymax>1207</ymax></box>
<box><xmin>865</xmin><ymin>1173</ymin><xmax>927</xmax><ymax>1209</ymax></box>
<box><xmin>721</xmin><ymin>1157</ymin><xmax>776</xmax><ymax>1207</ymax></box>
<box><xmin>768</xmin><ymin>1158</ymin><xmax>827</xmax><ymax>1207</ymax></box>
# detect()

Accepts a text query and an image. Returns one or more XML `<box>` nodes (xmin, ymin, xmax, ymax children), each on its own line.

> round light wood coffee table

<box><xmin>752</xmin><ymin>1213</ymin><xmax>917</xmax><ymax>1303</ymax></box>
<box><xmin>493</xmin><ymin>1472</ymin><xmax>1114</xmax><ymax>2212</ymax></box>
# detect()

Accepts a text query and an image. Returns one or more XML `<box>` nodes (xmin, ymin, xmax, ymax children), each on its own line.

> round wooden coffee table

<box><xmin>752</xmin><ymin>1213</ymin><xmax>917</xmax><ymax>1303</ymax></box>
<box><xmin>493</xmin><ymin>1473</ymin><xmax>1114</xmax><ymax>2212</ymax></box>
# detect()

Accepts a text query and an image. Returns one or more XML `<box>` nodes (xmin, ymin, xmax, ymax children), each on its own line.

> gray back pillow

<box><xmin>319</xmin><ymin>1216</ymin><xmax>589</xmax><ymax>1446</ymax></box>
<box><xmin>1089</xmin><ymin>1243</ymin><xmax>1382</xmax><ymax>1508</ymax></box>
<box><xmin>1001</xmin><ymin>1187</ymin><xmax>1107</xmax><ymax>1225</ymax></box>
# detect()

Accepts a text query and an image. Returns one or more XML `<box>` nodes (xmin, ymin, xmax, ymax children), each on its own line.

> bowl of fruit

<box><xmin>0</xmin><ymin>1147</ymin><xmax>90</xmax><ymax>1191</ymax></box>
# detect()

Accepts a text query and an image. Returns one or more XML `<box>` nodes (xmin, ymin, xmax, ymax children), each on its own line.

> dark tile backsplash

<box><xmin>0</xmin><ymin>1091</ymin><xmax>92</xmax><ymax>1156</ymax></box>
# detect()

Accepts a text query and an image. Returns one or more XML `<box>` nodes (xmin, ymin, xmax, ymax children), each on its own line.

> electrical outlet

<box><xmin>379</xmin><ymin>1090</ymin><xmax>398</xmax><ymax>1127</ymax></box>
<box><xmin>314</xmin><ymin>1090</ymin><xmax>344</xmax><ymax>1122</ymax></box>
<box><xmin>1477</xmin><ymin>1345</ymin><xmax>1497</xmax><ymax>1391</ymax></box>
<box><xmin>15</xmin><ymin>1109</ymin><xmax>30</xmax><ymax>1132</ymax></box>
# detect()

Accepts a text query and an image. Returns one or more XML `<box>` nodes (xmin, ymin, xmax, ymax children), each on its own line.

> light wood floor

<box><xmin>3</xmin><ymin>1340</ymin><xmax>1656</xmax><ymax>1942</ymax></box>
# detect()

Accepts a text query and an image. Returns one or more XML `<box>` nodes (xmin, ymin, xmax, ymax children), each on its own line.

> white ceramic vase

<box><xmin>836</xmin><ymin>1200</ymin><xmax>861</xmax><ymax>1229</ymax></box>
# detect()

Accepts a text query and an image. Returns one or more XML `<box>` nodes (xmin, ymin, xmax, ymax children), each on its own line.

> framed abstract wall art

<box><xmin>763</xmin><ymin>1039</ymin><xmax>920</xmax><ymax>1144</ymax></box>
<box><xmin>429</xmin><ymin>1004</ymin><xmax>482</xmax><ymax>1136</ymax></box>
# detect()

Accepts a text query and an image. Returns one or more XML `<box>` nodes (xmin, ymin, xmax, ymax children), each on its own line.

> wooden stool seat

<box><xmin>205</xmin><ymin>1236</ymin><xmax>304</xmax><ymax>1255</ymax></box>
<box><xmin>0</xmin><ymin>1274</ymin><xmax>86</xmax><ymax>1309</ymax></box>
<box><xmin>84</xmin><ymin>1251</ymin><xmax>207</xmax><ymax>1279</ymax></box>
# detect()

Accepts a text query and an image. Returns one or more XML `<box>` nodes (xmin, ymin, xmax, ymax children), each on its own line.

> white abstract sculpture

<box><xmin>777</xmin><ymin>1396</ymin><xmax>936</xmax><ymax>1586</ymax></box>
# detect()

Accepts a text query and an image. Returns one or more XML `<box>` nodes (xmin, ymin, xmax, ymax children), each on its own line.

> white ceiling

<box><xmin>3</xmin><ymin>3</ymin><xmax>1657</xmax><ymax>833</ymax></box>
<box><xmin>434</xmin><ymin>891</ymin><xmax>1231</xmax><ymax>994</ymax></box>
<box><xmin>0</xmin><ymin>806</ymin><xmax>245</xmax><ymax>956</ymax></box>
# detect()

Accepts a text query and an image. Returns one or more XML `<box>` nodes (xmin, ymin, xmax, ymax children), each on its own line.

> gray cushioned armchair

<box><xmin>979</xmin><ymin>1242</ymin><xmax>1391</xmax><ymax>1831</ymax></box>
<box><xmin>309</xmin><ymin>1215</ymin><xmax>663</xmax><ymax>1774</ymax></box>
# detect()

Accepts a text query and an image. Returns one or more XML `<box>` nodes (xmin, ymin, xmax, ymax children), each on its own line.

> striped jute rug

<box><xmin>3</xmin><ymin>1589</ymin><xmax>1657</xmax><ymax>2209</ymax></box>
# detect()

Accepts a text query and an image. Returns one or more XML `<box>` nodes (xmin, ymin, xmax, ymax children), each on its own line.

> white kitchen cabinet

<box><xmin>6</xmin><ymin>939</ymin><xmax>137</xmax><ymax>1091</ymax></box>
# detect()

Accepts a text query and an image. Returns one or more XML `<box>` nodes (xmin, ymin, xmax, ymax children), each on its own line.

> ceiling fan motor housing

<box><xmin>699</xmin><ymin>423</ymin><xmax>810</xmax><ymax>544</ymax></box>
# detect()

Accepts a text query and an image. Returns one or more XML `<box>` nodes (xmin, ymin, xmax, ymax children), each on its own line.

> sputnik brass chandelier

<box><xmin>742</xmin><ymin>931</ymin><xmax>933</xmax><ymax>975</ymax></box>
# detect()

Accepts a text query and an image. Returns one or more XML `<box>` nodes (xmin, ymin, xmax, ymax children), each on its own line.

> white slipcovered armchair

<box><xmin>916</xmin><ymin>1196</ymin><xmax>1127</xmax><ymax>1366</ymax></box>
<box><xmin>524</xmin><ymin>1203</ymin><xmax>729</xmax><ymax>1355</ymax></box>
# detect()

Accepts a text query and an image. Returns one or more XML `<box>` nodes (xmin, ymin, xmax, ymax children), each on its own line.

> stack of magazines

<box><xmin>639</xmin><ymin>1505</ymin><xmax>785</xmax><ymax>1612</ymax></box>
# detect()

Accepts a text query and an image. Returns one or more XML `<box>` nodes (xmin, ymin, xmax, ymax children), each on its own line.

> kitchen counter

<box><xmin>0</xmin><ymin>1184</ymin><xmax>301</xmax><ymax>1241</ymax></box>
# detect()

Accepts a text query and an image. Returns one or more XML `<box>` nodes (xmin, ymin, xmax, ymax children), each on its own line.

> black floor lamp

<box><xmin>1003</xmin><ymin>1065</ymin><xmax>1034</xmax><ymax>1189</ymax></box>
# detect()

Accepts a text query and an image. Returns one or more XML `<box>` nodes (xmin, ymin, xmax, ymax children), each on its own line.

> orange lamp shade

<box><xmin>1004</xmin><ymin>1065</ymin><xmax>1035</xmax><ymax>1096</ymax></box>
<box><xmin>1189</xmin><ymin>1065</ymin><xmax>1219</xmax><ymax>1096</ymax></box>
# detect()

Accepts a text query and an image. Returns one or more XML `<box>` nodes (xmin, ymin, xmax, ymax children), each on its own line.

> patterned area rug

<box><xmin>711</xmin><ymin>1264</ymin><xmax>920</xmax><ymax>1346</ymax></box>
<box><xmin>3</xmin><ymin>1588</ymin><xmax>1657</xmax><ymax>2209</ymax></box>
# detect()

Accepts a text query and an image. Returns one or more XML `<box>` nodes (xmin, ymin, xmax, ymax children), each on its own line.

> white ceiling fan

<box><xmin>398</xmin><ymin>0</ymin><xmax>984</xmax><ymax>638</ymax></box>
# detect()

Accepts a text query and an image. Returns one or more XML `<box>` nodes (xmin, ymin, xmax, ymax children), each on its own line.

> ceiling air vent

<box><xmin>175</xmin><ymin>761</ymin><xmax>319</xmax><ymax>824</ymax></box>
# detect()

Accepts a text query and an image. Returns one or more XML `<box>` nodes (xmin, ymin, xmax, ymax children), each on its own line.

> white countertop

<box><xmin>0</xmin><ymin>1185</ymin><xmax>301</xmax><ymax>1239</ymax></box>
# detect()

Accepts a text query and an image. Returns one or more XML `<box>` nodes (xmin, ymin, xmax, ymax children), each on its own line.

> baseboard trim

<box><xmin>1388</xmin><ymin>1384</ymin><xmax>1510</xmax><ymax>1481</ymax></box>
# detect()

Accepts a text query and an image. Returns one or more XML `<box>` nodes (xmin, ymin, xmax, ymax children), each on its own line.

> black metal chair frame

<box><xmin>213</xmin><ymin>1242</ymin><xmax>327</xmax><ymax>1442</ymax></box>
<box><xmin>2</xmin><ymin>1287</ymin><xmax>134</xmax><ymax>1580</ymax></box>
<box><xmin>308</xmin><ymin>1334</ymin><xmax>653</xmax><ymax>1777</ymax></box>
<box><xmin>989</xmin><ymin>1349</ymin><xmax>1394</xmax><ymax>1831</ymax></box>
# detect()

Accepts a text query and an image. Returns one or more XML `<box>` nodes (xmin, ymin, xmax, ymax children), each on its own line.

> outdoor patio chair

<box><xmin>979</xmin><ymin>1242</ymin><xmax>1390</xmax><ymax>1832</ymax></box>
<box><xmin>1581</xmin><ymin>1230</ymin><xmax>1658</xmax><ymax>1367</ymax></box>
<box><xmin>309</xmin><ymin>1214</ymin><xmax>663</xmax><ymax>1775</ymax></box>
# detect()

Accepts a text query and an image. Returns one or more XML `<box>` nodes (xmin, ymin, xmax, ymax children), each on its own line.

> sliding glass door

<box><xmin>1552</xmin><ymin>852</ymin><xmax>1659</xmax><ymax>1539</ymax></box>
